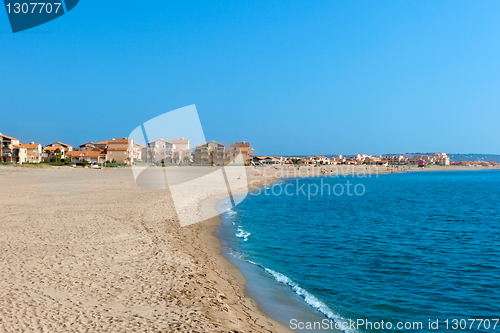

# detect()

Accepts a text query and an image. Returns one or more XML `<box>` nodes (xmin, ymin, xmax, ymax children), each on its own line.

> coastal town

<box><xmin>1</xmin><ymin>132</ymin><xmax>498</xmax><ymax>167</ymax></box>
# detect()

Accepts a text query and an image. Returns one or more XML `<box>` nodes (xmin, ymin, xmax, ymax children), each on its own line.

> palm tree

<box><xmin>44</xmin><ymin>149</ymin><xmax>51</xmax><ymax>162</ymax></box>
<box><xmin>54</xmin><ymin>148</ymin><xmax>62</xmax><ymax>162</ymax></box>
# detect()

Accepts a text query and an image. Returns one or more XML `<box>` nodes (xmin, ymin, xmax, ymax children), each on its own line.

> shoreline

<box><xmin>196</xmin><ymin>172</ymin><xmax>295</xmax><ymax>333</ymax></box>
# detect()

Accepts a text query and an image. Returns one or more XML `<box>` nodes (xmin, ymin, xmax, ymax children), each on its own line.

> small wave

<box><xmin>263</xmin><ymin>267</ymin><xmax>355</xmax><ymax>333</ymax></box>
<box><xmin>225</xmin><ymin>247</ymin><xmax>248</xmax><ymax>261</ymax></box>
<box><xmin>225</xmin><ymin>209</ymin><xmax>237</xmax><ymax>225</ymax></box>
<box><xmin>273</xmin><ymin>178</ymin><xmax>287</xmax><ymax>186</ymax></box>
<box><xmin>218</xmin><ymin>207</ymin><xmax>237</xmax><ymax>225</ymax></box>
<box><xmin>224</xmin><ymin>246</ymin><xmax>355</xmax><ymax>332</ymax></box>
<box><xmin>236</xmin><ymin>226</ymin><xmax>251</xmax><ymax>241</ymax></box>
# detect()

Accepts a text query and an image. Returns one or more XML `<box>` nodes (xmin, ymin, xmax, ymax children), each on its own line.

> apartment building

<box><xmin>133</xmin><ymin>143</ymin><xmax>146</xmax><ymax>162</ymax></box>
<box><xmin>94</xmin><ymin>140</ymin><xmax>109</xmax><ymax>150</ymax></box>
<box><xmin>21</xmin><ymin>142</ymin><xmax>43</xmax><ymax>163</ymax></box>
<box><xmin>229</xmin><ymin>142</ymin><xmax>252</xmax><ymax>164</ymax></box>
<box><xmin>87</xmin><ymin>138</ymin><xmax>134</xmax><ymax>164</ymax></box>
<box><xmin>106</xmin><ymin>138</ymin><xmax>134</xmax><ymax>164</ymax></box>
<box><xmin>333</xmin><ymin>155</ymin><xmax>346</xmax><ymax>163</ymax></box>
<box><xmin>433</xmin><ymin>153</ymin><xmax>451</xmax><ymax>165</ymax></box>
<box><xmin>408</xmin><ymin>153</ymin><xmax>450</xmax><ymax>165</ymax></box>
<box><xmin>0</xmin><ymin>133</ymin><xmax>27</xmax><ymax>164</ymax></box>
<box><xmin>194</xmin><ymin>141</ymin><xmax>228</xmax><ymax>165</ymax></box>
<box><xmin>147</xmin><ymin>139</ymin><xmax>174</xmax><ymax>163</ymax></box>
<box><xmin>79</xmin><ymin>142</ymin><xmax>102</xmax><ymax>151</ymax></box>
<box><xmin>306</xmin><ymin>156</ymin><xmax>331</xmax><ymax>164</ymax></box>
<box><xmin>145</xmin><ymin>138</ymin><xmax>192</xmax><ymax>164</ymax></box>
<box><xmin>384</xmin><ymin>155</ymin><xmax>406</xmax><ymax>164</ymax></box>
<box><xmin>43</xmin><ymin>146</ymin><xmax>66</xmax><ymax>162</ymax></box>
<box><xmin>252</xmin><ymin>156</ymin><xmax>285</xmax><ymax>165</ymax></box>
<box><xmin>43</xmin><ymin>141</ymin><xmax>73</xmax><ymax>162</ymax></box>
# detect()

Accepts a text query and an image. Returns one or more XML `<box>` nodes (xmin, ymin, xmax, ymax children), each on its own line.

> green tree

<box><xmin>54</xmin><ymin>148</ymin><xmax>62</xmax><ymax>162</ymax></box>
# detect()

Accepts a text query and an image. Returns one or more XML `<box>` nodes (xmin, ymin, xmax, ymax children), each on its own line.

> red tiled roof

<box><xmin>43</xmin><ymin>146</ymin><xmax>64</xmax><ymax>151</ymax></box>
<box><xmin>21</xmin><ymin>143</ymin><xmax>41</xmax><ymax>149</ymax></box>
<box><xmin>107</xmin><ymin>138</ymin><xmax>130</xmax><ymax>144</ymax></box>
<box><xmin>233</xmin><ymin>142</ymin><xmax>250</xmax><ymax>147</ymax></box>
<box><xmin>47</xmin><ymin>141</ymin><xmax>72</xmax><ymax>148</ymax></box>
<box><xmin>0</xmin><ymin>134</ymin><xmax>18</xmax><ymax>140</ymax></box>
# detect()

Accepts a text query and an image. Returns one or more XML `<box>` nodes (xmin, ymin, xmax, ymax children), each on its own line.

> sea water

<box><xmin>215</xmin><ymin>171</ymin><xmax>500</xmax><ymax>333</ymax></box>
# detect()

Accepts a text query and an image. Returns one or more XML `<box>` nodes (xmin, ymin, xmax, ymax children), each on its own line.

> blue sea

<box><xmin>215</xmin><ymin>171</ymin><xmax>500</xmax><ymax>333</ymax></box>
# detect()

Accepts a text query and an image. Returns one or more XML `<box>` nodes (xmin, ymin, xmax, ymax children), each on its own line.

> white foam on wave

<box><xmin>263</xmin><ymin>267</ymin><xmax>356</xmax><ymax>333</ymax></box>
<box><xmin>236</xmin><ymin>226</ymin><xmax>251</xmax><ymax>241</ymax></box>
<box><xmin>224</xmin><ymin>247</ymin><xmax>355</xmax><ymax>332</ymax></box>
<box><xmin>218</xmin><ymin>190</ymin><xmax>355</xmax><ymax>332</ymax></box>
<box><xmin>225</xmin><ymin>247</ymin><xmax>247</xmax><ymax>261</ymax></box>
<box><xmin>225</xmin><ymin>209</ymin><xmax>237</xmax><ymax>225</ymax></box>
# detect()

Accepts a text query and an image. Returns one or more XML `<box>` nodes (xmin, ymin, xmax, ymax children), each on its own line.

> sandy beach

<box><xmin>0</xmin><ymin>164</ymin><xmax>498</xmax><ymax>332</ymax></box>
<box><xmin>0</xmin><ymin>166</ymin><xmax>292</xmax><ymax>333</ymax></box>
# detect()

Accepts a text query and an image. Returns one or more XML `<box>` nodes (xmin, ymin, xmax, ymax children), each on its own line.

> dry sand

<box><xmin>0</xmin><ymin>164</ymin><xmax>497</xmax><ymax>332</ymax></box>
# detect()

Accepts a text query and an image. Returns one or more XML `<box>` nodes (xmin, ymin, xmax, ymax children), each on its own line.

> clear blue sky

<box><xmin>2</xmin><ymin>1</ymin><xmax>500</xmax><ymax>156</ymax></box>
